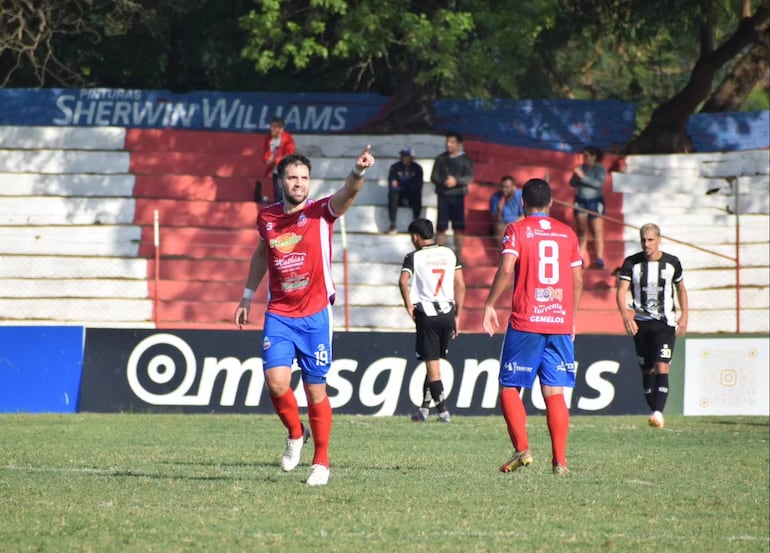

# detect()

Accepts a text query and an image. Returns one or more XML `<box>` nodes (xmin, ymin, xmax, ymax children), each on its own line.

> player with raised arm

<box><xmin>482</xmin><ymin>178</ymin><xmax>583</xmax><ymax>476</ymax></box>
<box><xmin>234</xmin><ymin>146</ymin><xmax>375</xmax><ymax>486</ymax></box>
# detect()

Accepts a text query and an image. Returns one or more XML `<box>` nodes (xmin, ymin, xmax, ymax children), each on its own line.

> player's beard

<box><xmin>283</xmin><ymin>189</ymin><xmax>307</xmax><ymax>207</ymax></box>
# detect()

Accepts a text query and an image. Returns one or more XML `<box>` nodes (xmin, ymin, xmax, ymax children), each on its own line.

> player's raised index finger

<box><xmin>361</xmin><ymin>144</ymin><xmax>372</xmax><ymax>156</ymax></box>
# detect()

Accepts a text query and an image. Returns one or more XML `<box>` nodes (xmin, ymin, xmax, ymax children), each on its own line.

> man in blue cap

<box><xmin>386</xmin><ymin>147</ymin><xmax>424</xmax><ymax>234</ymax></box>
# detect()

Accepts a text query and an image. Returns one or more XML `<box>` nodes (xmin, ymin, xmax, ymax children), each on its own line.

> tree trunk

<box><xmin>701</xmin><ymin>42</ymin><xmax>770</xmax><ymax>112</ymax></box>
<box><xmin>355</xmin><ymin>64</ymin><xmax>436</xmax><ymax>133</ymax></box>
<box><xmin>625</xmin><ymin>2</ymin><xmax>769</xmax><ymax>154</ymax></box>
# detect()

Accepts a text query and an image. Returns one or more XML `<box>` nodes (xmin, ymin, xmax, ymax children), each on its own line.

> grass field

<box><xmin>0</xmin><ymin>413</ymin><xmax>767</xmax><ymax>553</ymax></box>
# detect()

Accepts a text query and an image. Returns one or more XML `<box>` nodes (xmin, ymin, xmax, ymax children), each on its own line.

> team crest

<box><xmin>262</xmin><ymin>336</ymin><xmax>271</xmax><ymax>350</ymax></box>
<box><xmin>297</xmin><ymin>214</ymin><xmax>307</xmax><ymax>227</ymax></box>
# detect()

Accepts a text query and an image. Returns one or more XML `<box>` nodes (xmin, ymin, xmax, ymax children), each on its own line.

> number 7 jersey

<box><xmin>401</xmin><ymin>244</ymin><xmax>461</xmax><ymax>316</ymax></box>
<box><xmin>501</xmin><ymin>214</ymin><xmax>582</xmax><ymax>334</ymax></box>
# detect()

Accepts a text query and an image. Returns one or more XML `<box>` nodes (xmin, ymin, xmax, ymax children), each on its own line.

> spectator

<box><xmin>398</xmin><ymin>218</ymin><xmax>465</xmax><ymax>423</ymax></box>
<box><xmin>430</xmin><ymin>132</ymin><xmax>474</xmax><ymax>259</ymax></box>
<box><xmin>234</xmin><ymin>147</ymin><xmax>376</xmax><ymax>486</ymax></box>
<box><xmin>489</xmin><ymin>175</ymin><xmax>524</xmax><ymax>241</ymax></box>
<box><xmin>570</xmin><ymin>145</ymin><xmax>607</xmax><ymax>269</ymax></box>
<box><xmin>263</xmin><ymin>117</ymin><xmax>296</xmax><ymax>203</ymax></box>
<box><xmin>482</xmin><ymin>178</ymin><xmax>583</xmax><ymax>476</ymax></box>
<box><xmin>616</xmin><ymin>223</ymin><xmax>689</xmax><ymax>430</ymax></box>
<box><xmin>386</xmin><ymin>147</ymin><xmax>424</xmax><ymax>234</ymax></box>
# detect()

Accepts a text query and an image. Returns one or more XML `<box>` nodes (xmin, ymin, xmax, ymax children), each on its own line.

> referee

<box><xmin>399</xmin><ymin>218</ymin><xmax>466</xmax><ymax>422</ymax></box>
<box><xmin>616</xmin><ymin>223</ymin><xmax>689</xmax><ymax>429</ymax></box>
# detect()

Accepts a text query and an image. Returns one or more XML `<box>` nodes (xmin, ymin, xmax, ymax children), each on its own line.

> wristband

<box><xmin>242</xmin><ymin>288</ymin><xmax>255</xmax><ymax>301</ymax></box>
<box><xmin>351</xmin><ymin>167</ymin><xmax>366</xmax><ymax>179</ymax></box>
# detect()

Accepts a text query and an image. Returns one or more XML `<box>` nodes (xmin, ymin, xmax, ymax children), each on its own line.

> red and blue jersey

<box><xmin>501</xmin><ymin>213</ymin><xmax>582</xmax><ymax>334</ymax></box>
<box><xmin>258</xmin><ymin>197</ymin><xmax>338</xmax><ymax>317</ymax></box>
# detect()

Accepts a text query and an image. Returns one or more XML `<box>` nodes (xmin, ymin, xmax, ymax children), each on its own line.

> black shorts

<box><xmin>633</xmin><ymin>319</ymin><xmax>676</xmax><ymax>370</ymax></box>
<box><xmin>437</xmin><ymin>195</ymin><xmax>465</xmax><ymax>232</ymax></box>
<box><xmin>414</xmin><ymin>310</ymin><xmax>455</xmax><ymax>361</ymax></box>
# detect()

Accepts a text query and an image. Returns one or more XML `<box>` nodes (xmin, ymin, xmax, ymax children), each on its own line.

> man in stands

<box><xmin>235</xmin><ymin>147</ymin><xmax>375</xmax><ymax>486</ymax></box>
<box><xmin>263</xmin><ymin>117</ymin><xmax>296</xmax><ymax>203</ymax></box>
<box><xmin>386</xmin><ymin>147</ymin><xmax>423</xmax><ymax>234</ymax></box>
<box><xmin>489</xmin><ymin>175</ymin><xmax>524</xmax><ymax>242</ymax></box>
<box><xmin>430</xmin><ymin>132</ymin><xmax>474</xmax><ymax>259</ymax></box>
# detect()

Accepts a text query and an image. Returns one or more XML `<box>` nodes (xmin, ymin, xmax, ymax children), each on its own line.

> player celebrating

<box><xmin>616</xmin><ymin>223</ymin><xmax>689</xmax><ymax>430</ymax></box>
<box><xmin>482</xmin><ymin>178</ymin><xmax>583</xmax><ymax>476</ymax></box>
<box><xmin>234</xmin><ymin>147</ymin><xmax>375</xmax><ymax>486</ymax></box>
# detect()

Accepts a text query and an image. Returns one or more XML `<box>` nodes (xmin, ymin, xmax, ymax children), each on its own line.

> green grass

<box><xmin>0</xmin><ymin>414</ymin><xmax>767</xmax><ymax>553</ymax></box>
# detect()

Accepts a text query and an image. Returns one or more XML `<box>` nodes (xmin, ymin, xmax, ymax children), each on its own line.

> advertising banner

<box><xmin>0</xmin><ymin>326</ymin><xmax>84</xmax><ymax>413</ymax></box>
<box><xmin>684</xmin><ymin>337</ymin><xmax>770</xmax><ymax>416</ymax></box>
<box><xmin>80</xmin><ymin>329</ymin><xmax>649</xmax><ymax>415</ymax></box>
<box><xmin>0</xmin><ymin>89</ymin><xmax>389</xmax><ymax>133</ymax></box>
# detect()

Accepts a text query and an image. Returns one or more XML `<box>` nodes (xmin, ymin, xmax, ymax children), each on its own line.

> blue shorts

<box><xmin>574</xmin><ymin>197</ymin><xmax>605</xmax><ymax>220</ymax></box>
<box><xmin>498</xmin><ymin>328</ymin><xmax>576</xmax><ymax>388</ymax></box>
<box><xmin>262</xmin><ymin>307</ymin><xmax>333</xmax><ymax>384</ymax></box>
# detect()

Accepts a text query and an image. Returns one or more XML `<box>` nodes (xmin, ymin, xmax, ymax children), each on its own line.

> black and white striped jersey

<box><xmin>401</xmin><ymin>244</ymin><xmax>461</xmax><ymax>316</ymax></box>
<box><xmin>618</xmin><ymin>251</ymin><xmax>684</xmax><ymax>327</ymax></box>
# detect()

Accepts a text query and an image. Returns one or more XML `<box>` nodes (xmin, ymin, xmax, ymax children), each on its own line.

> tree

<box><xmin>0</xmin><ymin>0</ymin><xmax>142</xmax><ymax>87</ymax></box>
<box><xmin>239</xmin><ymin>0</ymin><xmax>558</xmax><ymax>131</ymax></box>
<box><xmin>625</xmin><ymin>0</ymin><xmax>769</xmax><ymax>153</ymax></box>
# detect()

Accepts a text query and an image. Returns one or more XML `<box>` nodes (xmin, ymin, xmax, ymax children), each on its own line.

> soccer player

<box><xmin>398</xmin><ymin>218</ymin><xmax>466</xmax><ymax>422</ymax></box>
<box><xmin>616</xmin><ymin>223</ymin><xmax>689</xmax><ymax>430</ymax></box>
<box><xmin>482</xmin><ymin>178</ymin><xmax>583</xmax><ymax>476</ymax></box>
<box><xmin>234</xmin><ymin>147</ymin><xmax>375</xmax><ymax>486</ymax></box>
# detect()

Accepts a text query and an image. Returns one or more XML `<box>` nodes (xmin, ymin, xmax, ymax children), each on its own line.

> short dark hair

<box><xmin>446</xmin><ymin>131</ymin><xmax>463</xmax><ymax>143</ymax></box>
<box><xmin>501</xmin><ymin>175</ymin><xmax>515</xmax><ymax>185</ymax></box>
<box><xmin>277</xmin><ymin>153</ymin><xmax>311</xmax><ymax>178</ymax></box>
<box><xmin>521</xmin><ymin>178</ymin><xmax>551</xmax><ymax>209</ymax></box>
<box><xmin>582</xmin><ymin>145</ymin><xmax>604</xmax><ymax>162</ymax></box>
<box><xmin>408</xmin><ymin>218</ymin><xmax>434</xmax><ymax>239</ymax></box>
<box><xmin>270</xmin><ymin>117</ymin><xmax>285</xmax><ymax>127</ymax></box>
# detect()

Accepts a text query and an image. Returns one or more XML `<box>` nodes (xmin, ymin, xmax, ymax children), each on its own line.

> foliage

<box><xmin>239</xmin><ymin>0</ymin><xmax>557</xmax><ymax>100</ymax></box>
<box><xmin>0</xmin><ymin>414</ymin><xmax>768</xmax><ymax>552</ymax></box>
<box><xmin>525</xmin><ymin>0</ymin><xmax>769</xmax><ymax>130</ymax></box>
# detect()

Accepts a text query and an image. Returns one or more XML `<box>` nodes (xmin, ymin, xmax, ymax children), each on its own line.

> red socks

<box><xmin>500</xmin><ymin>387</ymin><xmax>528</xmax><ymax>452</ymax></box>
<box><xmin>269</xmin><ymin>389</ymin><xmax>303</xmax><ymax>439</ymax></box>
<box><xmin>308</xmin><ymin>396</ymin><xmax>332</xmax><ymax>468</ymax></box>
<box><xmin>545</xmin><ymin>394</ymin><xmax>569</xmax><ymax>467</ymax></box>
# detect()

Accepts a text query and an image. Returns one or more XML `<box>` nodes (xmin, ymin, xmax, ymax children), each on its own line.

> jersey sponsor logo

<box><xmin>535</xmin><ymin>286</ymin><xmax>563</xmax><ymax>302</ymax></box>
<box><xmin>503</xmin><ymin>361</ymin><xmax>534</xmax><ymax>374</ymax></box>
<box><xmin>556</xmin><ymin>361</ymin><xmax>576</xmax><ymax>373</ymax></box>
<box><xmin>281</xmin><ymin>274</ymin><xmax>310</xmax><ymax>292</ymax></box>
<box><xmin>274</xmin><ymin>252</ymin><xmax>306</xmax><ymax>272</ymax></box>
<box><xmin>529</xmin><ymin>315</ymin><xmax>565</xmax><ymax>324</ymax></box>
<box><xmin>270</xmin><ymin>232</ymin><xmax>302</xmax><ymax>253</ymax></box>
<box><xmin>532</xmin><ymin>304</ymin><xmax>566</xmax><ymax>315</ymax></box>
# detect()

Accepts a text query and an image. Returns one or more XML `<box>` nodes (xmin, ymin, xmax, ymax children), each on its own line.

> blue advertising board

<box><xmin>0</xmin><ymin>88</ymin><xmax>765</xmax><ymax>152</ymax></box>
<box><xmin>0</xmin><ymin>326</ymin><xmax>84</xmax><ymax>413</ymax></box>
<box><xmin>0</xmin><ymin>89</ymin><xmax>389</xmax><ymax>133</ymax></box>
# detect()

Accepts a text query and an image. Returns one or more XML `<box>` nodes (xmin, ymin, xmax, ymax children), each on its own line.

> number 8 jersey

<box><xmin>502</xmin><ymin>213</ymin><xmax>582</xmax><ymax>334</ymax></box>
